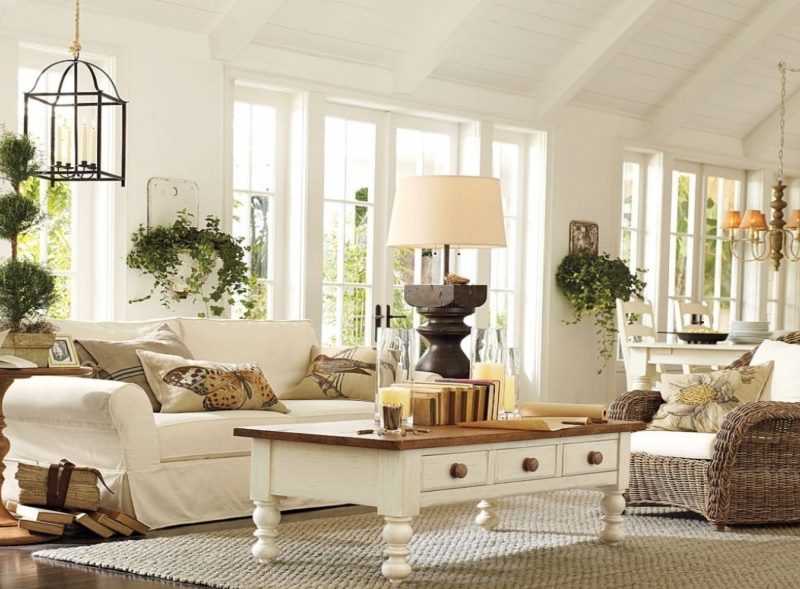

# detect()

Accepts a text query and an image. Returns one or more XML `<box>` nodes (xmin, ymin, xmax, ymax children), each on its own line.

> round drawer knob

<box><xmin>522</xmin><ymin>457</ymin><xmax>539</xmax><ymax>472</ymax></box>
<box><xmin>450</xmin><ymin>463</ymin><xmax>468</xmax><ymax>479</ymax></box>
<box><xmin>587</xmin><ymin>451</ymin><xmax>604</xmax><ymax>466</ymax></box>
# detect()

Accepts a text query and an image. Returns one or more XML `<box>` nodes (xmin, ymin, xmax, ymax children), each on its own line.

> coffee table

<box><xmin>235</xmin><ymin>419</ymin><xmax>645</xmax><ymax>584</ymax></box>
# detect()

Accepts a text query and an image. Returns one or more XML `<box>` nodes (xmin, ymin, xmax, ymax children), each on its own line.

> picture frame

<box><xmin>48</xmin><ymin>334</ymin><xmax>80</xmax><ymax>367</ymax></box>
<box><xmin>569</xmin><ymin>220</ymin><xmax>599</xmax><ymax>255</ymax></box>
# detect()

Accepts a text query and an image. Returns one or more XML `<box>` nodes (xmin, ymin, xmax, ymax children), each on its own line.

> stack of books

<box><xmin>15</xmin><ymin>462</ymin><xmax>101</xmax><ymax>511</ymax></box>
<box><xmin>5</xmin><ymin>500</ymin><xmax>149</xmax><ymax>538</ymax></box>
<box><xmin>393</xmin><ymin>379</ymin><xmax>501</xmax><ymax>426</ymax></box>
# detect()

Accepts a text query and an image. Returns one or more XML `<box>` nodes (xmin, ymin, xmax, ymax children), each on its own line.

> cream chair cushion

<box><xmin>751</xmin><ymin>339</ymin><xmax>800</xmax><ymax>402</ymax></box>
<box><xmin>631</xmin><ymin>431</ymin><xmax>717</xmax><ymax>460</ymax></box>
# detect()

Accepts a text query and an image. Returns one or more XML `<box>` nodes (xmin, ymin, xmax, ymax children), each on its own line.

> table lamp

<box><xmin>387</xmin><ymin>175</ymin><xmax>506</xmax><ymax>377</ymax></box>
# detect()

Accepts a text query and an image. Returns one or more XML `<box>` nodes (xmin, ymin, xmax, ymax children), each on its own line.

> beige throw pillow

<box><xmin>74</xmin><ymin>324</ymin><xmax>194</xmax><ymax>411</ymax></box>
<box><xmin>648</xmin><ymin>362</ymin><xmax>773</xmax><ymax>433</ymax></box>
<box><xmin>137</xmin><ymin>349</ymin><xmax>289</xmax><ymax>414</ymax></box>
<box><xmin>281</xmin><ymin>346</ymin><xmax>381</xmax><ymax>401</ymax></box>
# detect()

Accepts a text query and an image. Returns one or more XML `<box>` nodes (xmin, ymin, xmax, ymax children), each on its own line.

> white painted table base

<box><xmin>625</xmin><ymin>342</ymin><xmax>755</xmax><ymax>390</ymax></box>
<box><xmin>247</xmin><ymin>431</ymin><xmax>633</xmax><ymax>584</ymax></box>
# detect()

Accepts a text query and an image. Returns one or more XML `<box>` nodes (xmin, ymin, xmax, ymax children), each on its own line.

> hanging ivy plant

<box><xmin>556</xmin><ymin>251</ymin><xmax>646</xmax><ymax>373</ymax></box>
<box><xmin>127</xmin><ymin>210</ymin><xmax>252</xmax><ymax>317</ymax></box>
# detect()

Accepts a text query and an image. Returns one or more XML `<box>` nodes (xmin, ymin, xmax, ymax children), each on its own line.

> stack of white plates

<box><xmin>728</xmin><ymin>321</ymin><xmax>770</xmax><ymax>344</ymax></box>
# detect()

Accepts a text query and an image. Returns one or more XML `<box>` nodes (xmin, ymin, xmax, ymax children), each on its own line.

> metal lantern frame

<box><xmin>23</xmin><ymin>56</ymin><xmax>127</xmax><ymax>186</ymax></box>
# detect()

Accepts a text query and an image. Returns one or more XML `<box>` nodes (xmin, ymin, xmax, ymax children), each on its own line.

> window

<box><xmin>321</xmin><ymin>115</ymin><xmax>376</xmax><ymax>346</ymax></box>
<box><xmin>489</xmin><ymin>136</ymin><xmax>523</xmax><ymax>344</ymax></box>
<box><xmin>232</xmin><ymin>97</ymin><xmax>278</xmax><ymax>319</ymax></box>
<box><xmin>620</xmin><ymin>158</ymin><xmax>643</xmax><ymax>274</ymax></box>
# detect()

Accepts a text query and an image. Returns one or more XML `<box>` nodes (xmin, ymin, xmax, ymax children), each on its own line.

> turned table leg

<box><xmin>475</xmin><ymin>499</ymin><xmax>499</xmax><ymax>530</ymax></box>
<box><xmin>599</xmin><ymin>489</ymin><xmax>626</xmax><ymax>545</ymax></box>
<box><xmin>382</xmin><ymin>515</ymin><xmax>413</xmax><ymax>584</ymax></box>
<box><xmin>252</xmin><ymin>496</ymin><xmax>282</xmax><ymax>562</ymax></box>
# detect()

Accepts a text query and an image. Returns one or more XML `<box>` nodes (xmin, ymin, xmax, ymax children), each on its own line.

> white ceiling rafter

<box><xmin>648</xmin><ymin>0</ymin><xmax>800</xmax><ymax>143</ymax></box>
<box><xmin>534</xmin><ymin>0</ymin><xmax>669</xmax><ymax>121</ymax></box>
<box><xmin>0</xmin><ymin>0</ymin><xmax>19</xmax><ymax>24</ymax></box>
<box><xmin>210</xmin><ymin>0</ymin><xmax>288</xmax><ymax>62</ymax></box>
<box><xmin>392</xmin><ymin>0</ymin><xmax>495</xmax><ymax>95</ymax></box>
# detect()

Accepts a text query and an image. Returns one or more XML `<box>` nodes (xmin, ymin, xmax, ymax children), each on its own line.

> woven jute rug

<box><xmin>35</xmin><ymin>490</ymin><xmax>800</xmax><ymax>589</ymax></box>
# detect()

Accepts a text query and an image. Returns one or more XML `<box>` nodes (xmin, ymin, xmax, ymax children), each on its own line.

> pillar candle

<box><xmin>378</xmin><ymin>387</ymin><xmax>411</xmax><ymax>419</ymax></box>
<box><xmin>503</xmin><ymin>374</ymin><xmax>516</xmax><ymax>413</ymax></box>
<box><xmin>473</xmin><ymin>362</ymin><xmax>505</xmax><ymax>409</ymax></box>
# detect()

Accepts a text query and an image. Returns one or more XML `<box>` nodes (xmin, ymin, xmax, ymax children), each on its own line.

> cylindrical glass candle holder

<box><xmin>376</xmin><ymin>327</ymin><xmax>416</xmax><ymax>428</ymax></box>
<box><xmin>471</xmin><ymin>327</ymin><xmax>506</xmax><ymax>417</ymax></box>
<box><xmin>504</xmin><ymin>347</ymin><xmax>519</xmax><ymax>419</ymax></box>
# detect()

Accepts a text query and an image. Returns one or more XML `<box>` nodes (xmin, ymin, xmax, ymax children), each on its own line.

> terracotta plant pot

<box><xmin>0</xmin><ymin>332</ymin><xmax>57</xmax><ymax>367</ymax></box>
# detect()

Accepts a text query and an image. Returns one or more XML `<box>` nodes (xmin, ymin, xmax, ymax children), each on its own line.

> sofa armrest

<box><xmin>4</xmin><ymin>376</ymin><xmax>160</xmax><ymax>471</ymax></box>
<box><xmin>608</xmin><ymin>390</ymin><xmax>663</xmax><ymax>422</ymax></box>
<box><xmin>707</xmin><ymin>401</ymin><xmax>800</xmax><ymax>522</ymax></box>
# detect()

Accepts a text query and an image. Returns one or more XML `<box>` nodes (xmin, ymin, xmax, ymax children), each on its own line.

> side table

<box><xmin>0</xmin><ymin>366</ymin><xmax>93</xmax><ymax>545</ymax></box>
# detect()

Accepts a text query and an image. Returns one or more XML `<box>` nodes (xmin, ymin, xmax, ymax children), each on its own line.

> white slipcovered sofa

<box><xmin>2</xmin><ymin>317</ymin><xmax>375</xmax><ymax>529</ymax></box>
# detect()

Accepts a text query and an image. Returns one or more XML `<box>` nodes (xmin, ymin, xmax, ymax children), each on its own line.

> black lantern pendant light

<box><xmin>23</xmin><ymin>0</ymin><xmax>127</xmax><ymax>186</ymax></box>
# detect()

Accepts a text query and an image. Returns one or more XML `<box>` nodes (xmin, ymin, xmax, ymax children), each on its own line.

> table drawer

<box><xmin>563</xmin><ymin>440</ymin><xmax>618</xmax><ymax>476</ymax></box>
<box><xmin>495</xmin><ymin>445</ymin><xmax>557</xmax><ymax>483</ymax></box>
<box><xmin>422</xmin><ymin>451</ymin><xmax>489</xmax><ymax>491</ymax></box>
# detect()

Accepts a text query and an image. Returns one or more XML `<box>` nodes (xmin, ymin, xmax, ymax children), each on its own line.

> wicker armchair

<box><xmin>609</xmin><ymin>331</ymin><xmax>800</xmax><ymax>529</ymax></box>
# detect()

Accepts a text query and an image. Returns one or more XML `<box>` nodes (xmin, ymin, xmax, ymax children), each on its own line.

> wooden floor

<box><xmin>0</xmin><ymin>504</ymin><xmax>370</xmax><ymax>588</ymax></box>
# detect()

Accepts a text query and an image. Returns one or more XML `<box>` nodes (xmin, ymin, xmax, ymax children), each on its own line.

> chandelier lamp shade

<box><xmin>722</xmin><ymin>61</ymin><xmax>800</xmax><ymax>271</ymax></box>
<box><xmin>22</xmin><ymin>0</ymin><xmax>127</xmax><ymax>186</ymax></box>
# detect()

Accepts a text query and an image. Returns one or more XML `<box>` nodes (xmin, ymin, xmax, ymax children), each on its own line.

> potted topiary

<box><xmin>127</xmin><ymin>210</ymin><xmax>252</xmax><ymax>318</ymax></box>
<box><xmin>556</xmin><ymin>251</ymin><xmax>646</xmax><ymax>373</ymax></box>
<box><xmin>0</xmin><ymin>129</ymin><xmax>57</xmax><ymax>365</ymax></box>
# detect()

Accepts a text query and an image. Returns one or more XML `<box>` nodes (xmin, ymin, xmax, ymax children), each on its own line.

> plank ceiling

<box><xmin>25</xmin><ymin>0</ymin><xmax>800</xmax><ymax>155</ymax></box>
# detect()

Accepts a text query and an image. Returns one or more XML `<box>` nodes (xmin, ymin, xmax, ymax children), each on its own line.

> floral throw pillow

<box><xmin>137</xmin><ymin>349</ymin><xmax>289</xmax><ymax>414</ymax></box>
<box><xmin>648</xmin><ymin>362</ymin><xmax>773</xmax><ymax>433</ymax></box>
<box><xmin>281</xmin><ymin>346</ymin><xmax>384</xmax><ymax>402</ymax></box>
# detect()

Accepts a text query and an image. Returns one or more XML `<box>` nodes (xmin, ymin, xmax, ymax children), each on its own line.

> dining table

<box><xmin>624</xmin><ymin>340</ymin><xmax>758</xmax><ymax>390</ymax></box>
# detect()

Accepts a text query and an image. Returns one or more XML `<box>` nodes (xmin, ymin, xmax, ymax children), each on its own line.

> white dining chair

<box><xmin>616</xmin><ymin>298</ymin><xmax>661</xmax><ymax>391</ymax></box>
<box><xmin>674</xmin><ymin>300</ymin><xmax>713</xmax><ymax>332</ymax></box>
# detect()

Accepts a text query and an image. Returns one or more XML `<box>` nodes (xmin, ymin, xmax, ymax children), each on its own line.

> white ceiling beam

<box><xmin>649</xmin><ymin>0</ymin><xmax>800</xmax><ymax>142</ymax></box>
<box><xmin>744</xmin><ymin>86</ymin><xmax>800</xmax><ymax>158</ymax></box>
<box><xmin>534</xmin><ymin>0</ymin><xmax>669</xmax><ymax>121</ymax></box>
<box><xmin>209</xmin><ymin>0</ymin><xmax>288</xmax><ymax>62</ymax></box>
<box><xmin>0</xmin><ymin>0</ymin><xmax>19</xmax><ymax>24</ymax></box>
<box><xmin>392</xmin><ymin>0</ymin><xmax>495</xmax><ymax>95</ymax></box>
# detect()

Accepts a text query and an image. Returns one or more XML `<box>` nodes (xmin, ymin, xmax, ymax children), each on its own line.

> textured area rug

<box><xmin>35</xmin><ymin>490</ymin><xmax>800</xmax><ymax>589</ymax></box>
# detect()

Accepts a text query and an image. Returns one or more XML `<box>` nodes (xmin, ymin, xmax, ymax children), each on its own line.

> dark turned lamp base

<box><xmin>404</xmin><ymin>284</ymin><xmax>487</xmax><ymax>378</ymax></box>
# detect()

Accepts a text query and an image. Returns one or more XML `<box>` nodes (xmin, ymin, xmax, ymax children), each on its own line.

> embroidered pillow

<box><xmin>281</xmin><ymin>346</ymin><xmax>384</xmax><ymax>402</ymax></box>
<box><xmin>137</xmin><ymin>349</ymin><xmax>289</xmax><ymax>414</ymax></box>
<box><xmin>74</xmin><ymin>324</ymin><xmax>194</xmax><ymax>411</ymax></box>
<box><xmin>648</xmin><ymin>362</ymin><xmax>773</xmax><ymax>433</ymax></box>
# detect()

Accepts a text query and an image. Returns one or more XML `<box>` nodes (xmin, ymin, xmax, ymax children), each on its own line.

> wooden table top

<box><xmin>0</xmin><ymin>366</ymin><xmax>93</xmax><ymax>378</ymax></box>
<box><xmin>234</xmin><ymin>419</ymin><xmax>645</xmax><ymax>451</ymax></box>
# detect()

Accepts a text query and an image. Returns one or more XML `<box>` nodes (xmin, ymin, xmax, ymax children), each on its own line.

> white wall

<box><xmin>0</xmin><ymin>2</ymin><xmax>780</xmax><ymax>403</ymax></box>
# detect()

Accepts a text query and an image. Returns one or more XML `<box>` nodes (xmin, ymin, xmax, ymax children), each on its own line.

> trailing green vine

<box><xmin>127</xmin><ymin>211</ymin><xmax>252</xmax><ymax>317</ymax></box>
<box><xmin>556</xmin><ymin>251</ymin><xmax>645</xmax><ymax>373</ymax></box>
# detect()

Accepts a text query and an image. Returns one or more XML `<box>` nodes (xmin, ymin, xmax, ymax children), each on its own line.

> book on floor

<box><xmin>18</xmin><ymin>518</ymin><xmax>65</xmax><ymax>536</ymax></box>
<box><xmin>96</xmin><ymin>506</ymin><xmax>149</xmax><ymax>534</ymax></box>
<box><xmin>90</xmin><ymin>512</ymin><xmax>134</xmax><ymax>536</ymax></box>
<box><xmin>73</xmin><ymin>512</ymin><xmax>115</xmax><ymax>538</ymax></box>
<box><xmin>10</xmin><ymin>502</ymin><xmax>74</xmax><ymax>525</ymax></box>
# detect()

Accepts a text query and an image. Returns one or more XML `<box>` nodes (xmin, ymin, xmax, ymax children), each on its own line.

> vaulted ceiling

<box><xmin>24</xmin><ymin>0</ymin><xmax>800</xmax><ymax>157</ymax></box>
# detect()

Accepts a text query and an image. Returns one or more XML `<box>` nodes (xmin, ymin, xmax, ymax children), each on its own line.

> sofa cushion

<box><xmin>155</xmin><ymin>411</ymin><xmax>296</xmax><ymax>462</ymax></box>
<box><xmin>52</xmin><ymin>318</ymin><xmax>182</xmax><ymax>342</ymax></box>
<box><xmin>178</xmin><ymin>318</ymin><xmax>315</xmax><ymax>396</ymax></box>
<box><xmin>74</xmin><ymin>324</ymin><xmax>193</xmax><ymax>411</ymax></box>
<box><xmin>281</xmin><ymin>346</ymin><xmax>379</xmax><ymax>401</ymax></box>
<box><xmin>154</xmin><ymin>400</ymin><xmax>373</xmax><ymax>461</ymax></box>
<box><xmin>281</xmin><ymin>399</ymin><xmax>374</xmax><ymax>422</ymax></box>
<box><xmin>138</xmin><ymin>350</ymin><xmax>289</xmax><ymax>414</ymax></box>
<box><xmin>648</xmin><ymin>362</ymin><xmax>773</xmax><ymax>433</ymax></box>
<box><xmin>751</xmin><ymin>338</ymin><xmax>800</xmax><ymax>402</ymax></box>
<box><xmin>631</xmin><ymin>431</ymin><xmax>717</xmax><ymax>460</ymax></box>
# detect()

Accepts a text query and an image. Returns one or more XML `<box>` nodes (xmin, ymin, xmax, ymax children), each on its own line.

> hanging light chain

<box><xmin>778</xmin><ymin>61</ymin><xmax>800</xmax><ymax>183</ymax></box>
<box><xmin>68</xmin><ymin>0</ymin><xmax>81</xmax><ymax>57</ymax></box>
